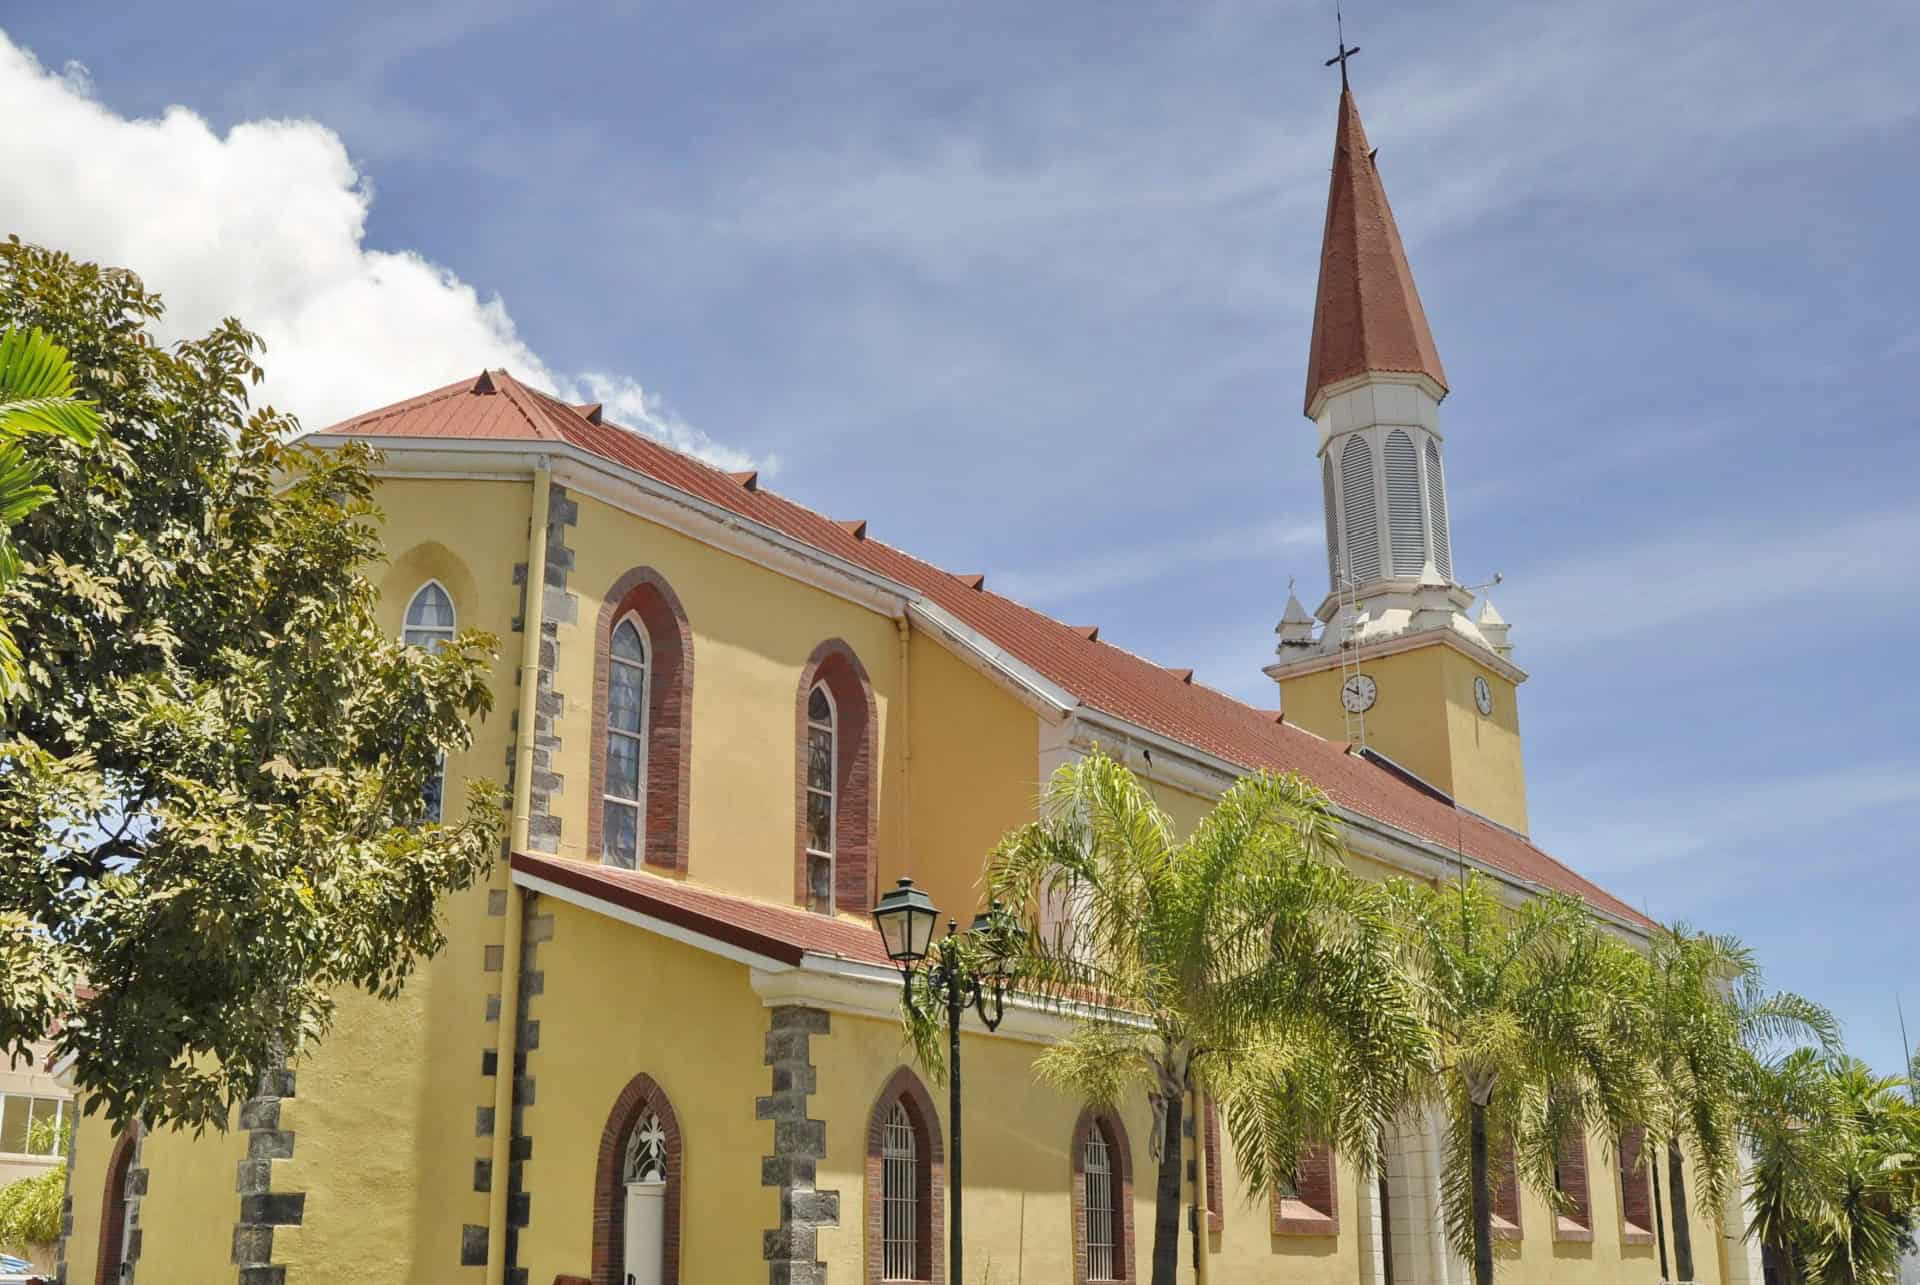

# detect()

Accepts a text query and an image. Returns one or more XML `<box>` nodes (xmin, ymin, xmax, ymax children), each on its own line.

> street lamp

<box><xmin>871</xmin><ymin>878</ymin><xmax>1021</xmax><ymax>1284</ymax></box>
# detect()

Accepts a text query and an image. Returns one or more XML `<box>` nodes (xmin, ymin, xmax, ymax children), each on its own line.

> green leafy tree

<box><xmin>1388</xmin><ymin>874</ymin><xmax>1654</xmax><ymax>1285</ymax></box>
<box><xmin>0</xmin><ymin>322</ymin><xmax>100</xmax><ymax>702</ymax></box>
<box><xmin>0</xmin><ymin>239</ymin><xmax>505</xmax><ymax>1133</ymax></box>
<box><xmin>972</xmin><ymin>747</ymin><xmax>1429</xmax><ymax>1285</ymax></box>
<box><xmin>1645</xmin><ymin>924</ymin><xmax>1838</xmax><ymax>1280</ymax></box>
<box><xmin>1744</xmin><ymin>1051</ymin><xmax>1920</xmax><ymax>1285</ymax></box>
<box><xmin>0</xmin><ymin>1114</ymin><xmax>70</xmax><ymax>1256</ymax></box>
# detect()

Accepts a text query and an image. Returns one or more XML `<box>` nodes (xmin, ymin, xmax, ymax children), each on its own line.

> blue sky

<box><xmin>5</xmin><ymin>0</ymin><xmax>1917</xmax><ymax>1073</ymax></box>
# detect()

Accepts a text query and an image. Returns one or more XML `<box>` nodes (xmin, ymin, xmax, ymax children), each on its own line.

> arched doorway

<box><xmin>592</xmin><ymin>1074</ymin><xmax>681</xmax><ymax>1285</ymax></box>
<box><xmin>97</xmin><ymin>1124</ymin><xmax>140</xmax><ymax>1284</ymax></box>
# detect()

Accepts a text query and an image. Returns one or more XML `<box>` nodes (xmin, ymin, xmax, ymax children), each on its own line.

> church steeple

<box><xmin>1303</xmin><ymin>89</ymin><xmax>1448</xmax><ymax>418</ymax></box>
<box><xmin>1268</xmin><ymin>75</ymin><xmax>1531</xmax><ymax>835</ymax></box>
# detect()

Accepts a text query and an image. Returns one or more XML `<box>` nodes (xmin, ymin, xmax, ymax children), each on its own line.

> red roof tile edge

<box><xmin>510</xmin><ymin>850</ymin><xmax>893</xmax><ymax>968</ymax></box>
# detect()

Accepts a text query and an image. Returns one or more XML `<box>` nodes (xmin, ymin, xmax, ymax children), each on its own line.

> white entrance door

<box><xmin>622</xmin><ymin>1180</ymin><xmax>666</xmax><ymax>1285</ymax></box>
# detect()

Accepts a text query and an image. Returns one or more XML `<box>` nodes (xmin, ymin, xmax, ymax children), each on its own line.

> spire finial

<box><xmin>1325</xmin><ymin>3</ymin><xmax>1360</xmax><ymax>89</ymax></box>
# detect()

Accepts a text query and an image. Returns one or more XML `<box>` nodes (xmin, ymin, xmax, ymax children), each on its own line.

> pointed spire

<box><xmin>1303</xmin><ymin>88</ymin><xmax>1448</xmax><ymax>416</ymax></box>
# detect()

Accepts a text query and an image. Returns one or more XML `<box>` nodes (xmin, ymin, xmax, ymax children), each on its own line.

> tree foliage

<box><xmin>976</xmin><ymin>746</ymin><xmax>1430</xmax><ymax>1285</ymax></box>
<box><xmin>0</xmin><ymin>239</ymin><xmax>505</xmax><ymax>1133</ymax></box>
<box><xmin>0</xmin><ymin>321</ymin><xmax>100</xmax><ymax>701</ymax></box>
<box><xmin>1388</xmin><ymin>874</ymin><xmax>1654</xmax><ymax>1285</ymax></box>
<box><xmin>1744</xmin><ymin>1051</ymin><xmax>1920</xmax><ymax>1285</ymax></box>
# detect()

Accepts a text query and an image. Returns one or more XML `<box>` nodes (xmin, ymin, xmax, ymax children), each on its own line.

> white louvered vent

<box><xmin>1425</xmin><ymin>437</ymin><xmax>1452</xmax><ymax>581</ymax></box>
<box><xmin>1322</xmin><ymin>453</ymin><xmax>1340</xmax><ymax>590</ymax></box>
<box><xmin>1385</xmin><ymin>429</ymin><xmax>1426</xmax><ymax>576</ymax></box>
<box><xmin>1340</xmin><ymin>436</ymin><xmax>1381</xmax><ymax>584</ymax></box>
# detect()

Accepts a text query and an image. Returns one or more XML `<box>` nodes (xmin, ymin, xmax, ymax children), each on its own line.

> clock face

<box><xmin>1473</xmin><ymin>675</ymin><xmax>1493</xmax><ymax>716</ymax></box>
<box><xmin>1341</xmin><ymin>674</ymin><xmax>1377</xmax><ymax>713</ymax></box>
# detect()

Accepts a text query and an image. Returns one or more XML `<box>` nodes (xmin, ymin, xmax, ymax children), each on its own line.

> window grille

<box><xmin>882</xmin><ymin>1102</ymin><xmax>920</xmax><ymax>1280</ymax></box>
<box><xmin>622</xmin><ymin>1109</ymin><xmax>668</xmax><ymax>1184</ymax></box>
<box><xmin>1385</xmin><ymin>430</ymin><xmax>1426</xmax><ymax>576</ymax></box>
<box><xmin>603</xmin><ymin>617</ymin><xmax>649</xmax><ymax>868</ymax></box>
<box><xmin>1322</xmin><ymin>453</ymin><xmax>1341</xmax><ymax>591</ymax></box>
<box><xmin>403</xmin><ymin>582</ymin><xmax>455</xmax><ymax>821</ymax></box>
<box><xmin>1340</xmin><ymin>436</ymin><xmax>1381</xmax><ymax>583</ymax></box>
<box><xmin>805</xmin><ymin>683</ymin><xmax>836</xmax><ymax>913</ymax></box>
<box><xmin>1084</xmin><ymin>1127</ymin><xmax>1117</xmax><ymax>1280</ymax></box>
<box><xmin>1424</xmin><ymin>438</ymin><xmax>1452</xmax><ymax>581</ymax></box>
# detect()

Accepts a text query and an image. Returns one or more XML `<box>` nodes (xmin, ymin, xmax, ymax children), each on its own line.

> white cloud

<box><xmin>0</xmin><ymin>33</ymin><xmax>759</xmax><ymax>471</ymax></box>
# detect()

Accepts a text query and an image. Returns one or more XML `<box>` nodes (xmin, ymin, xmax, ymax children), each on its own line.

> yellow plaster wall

<box><xmin>1276</xmin><ymin>644</ymin><xmax>1529</xmax><ymax>833</ymax></box>
<box><xmin>61</xmin><ymin>1112</ymin><xmax>110</xmax><ymax>1281</ymax></box>
<box><xmin>899</xmin><ymin>634</ymin><xmax>1043</xmax><ymax>930</ymax></box>
<box><xmin>809</xmin><ymin>1008</ymin><xmax>1160</xmax><ymax>1285</ymax></box>
<box><xmin>1202</xmin><ymin>1123</ymin><xmax>1362</xmax><ymax>1285</ymax></box>
<box><xmin>551</xmin><ymin>489</ymin><xmax>901</xmax><ymax>910</ymax></box>
<box><xmin>514</xmin><ymin>895</ymin><xmax>776</xmax><ymax>1284</ymax></box>
<box><xmin>131</xmin><ymin>1122</ymin><xmax>251</xmax><ymax>1281</ymax></box>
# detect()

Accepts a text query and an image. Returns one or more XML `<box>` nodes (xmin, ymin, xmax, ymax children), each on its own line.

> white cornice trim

<box><xmin>511</xmin><ymin>869</ymin><xmax>799</xmax><ymax>972</ymax></box>
<box><xmin>1307</xmin><ymin>369</ymin><xmax>1447</xmax><ymax>425</ymax></box>
<box><xmin>906</xmin><ymin>599</ymin><xmax>1077</xmax><ymax>723</ymax></box>
<box><xmin>752</xmin><ymin>955</ymin><xmax>1148</xmax><ymax>1045</ymax></box>
<box><xmin>308</xmin><ymin>434</ymin><xmax>917</xmax><ymax>619</ymax></box>
<box><xmin>1264</xmin><ymin>622</ymin><xmax>1528</xmax><ymax>687</ymax></box>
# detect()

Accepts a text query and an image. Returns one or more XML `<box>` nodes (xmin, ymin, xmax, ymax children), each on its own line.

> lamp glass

<box><xmin>872</xmin><ymin>877</ymin><xmax>938</xmax><ymax>964</ymax></box>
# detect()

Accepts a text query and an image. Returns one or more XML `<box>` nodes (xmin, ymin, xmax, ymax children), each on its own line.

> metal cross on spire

<box><xmin>1324</xmin><ymin>3</ymin><xmax>1360</xmax><ymax>88</ymax></box>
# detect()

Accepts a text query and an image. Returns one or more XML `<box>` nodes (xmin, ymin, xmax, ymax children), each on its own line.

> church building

<box><xmin>59</xmin><ymin>81</ymin><xmax>1756</xmax><ymax>1285</ymax></box>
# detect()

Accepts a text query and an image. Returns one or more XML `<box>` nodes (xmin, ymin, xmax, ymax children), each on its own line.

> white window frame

<box><xmin>0</xmin><ymin>1093</ymin><xmax>67</xmax><ymax>1158</ymax></box>
<box><xmin>402</xmin><ymin>580</ymin><xmax>456</xmax><ymax>823</ymax></box>
<box><xmin>603</xmin><ymin>612</ymin><xmax>652</xmax><ymax>869</ymax></box>
<box><xmin>804</xmin><ymin>681</ymin><xmax>837</xmax><ymax>914</ymax></box>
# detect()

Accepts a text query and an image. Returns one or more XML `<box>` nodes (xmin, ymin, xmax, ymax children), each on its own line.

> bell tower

<box><xmin>1266</xmin><ymin>79</ymin><xmax>1531</xmax><ymax>834</ymax></box>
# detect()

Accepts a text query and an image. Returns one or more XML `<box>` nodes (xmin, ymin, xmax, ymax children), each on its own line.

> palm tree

<box><xmin>1387</xmin><ymin>874</ymin><xmax>1654</xmax><ymax>1285</ymax></box>
<box><xmin>0</xmin><ymin>325</ymin><xmax>100</xmax><ymax>700</ymax></box>
<box><xmin>1645</xmin><ymin>925</ymin><xmax>1838</xmax><ymax>1281</ymax></box>
<box><xmin>980</xmin><ymin>746</ymin><xmax>1429</xmax><ymax>1285</ymax></box>
<box><xmin>1744</xmin><ymin>1051</ymin><xmax>1920</xmax><ymax>1285</ymax></box>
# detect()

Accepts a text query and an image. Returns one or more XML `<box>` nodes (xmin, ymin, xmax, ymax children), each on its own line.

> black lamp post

<box><xmin>871</xmin><ymin>877</ymin><xmax>1018</xmax><ymax>1285</ymax></box>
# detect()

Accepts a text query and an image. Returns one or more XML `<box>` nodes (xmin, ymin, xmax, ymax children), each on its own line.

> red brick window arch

<box><xmin>1617</xmin><ymin>1125</ymin><xmax>1655</xmax><ymax>1245</ymax></box>
<box><xmin>588</xmin><ymin>568</ymin><xmax>693</xmax><ymax>872</ymax></box>
<box><xmin>794</xmin><ymin>640</ymin><xmax>875</xmax><ymax>914</ymax></box>
<box><xmin>591</xmin><ymin>1073</ymin><xmax>683</xmax><ymax>1285</ymax></box>
<box><xmin>96</xmin><ymin>1123</ymin><xmax>139</xmax><ymax>1285</ymax></box>
<box><xmin>1071</xmin><ymin>1107</ymin><xmax>1134</xmax><ymax>1284</ymax></box>
<box><xmin>866</xmin><ymin>1067</ymin><xmax>944</xmax><ymax>1284</ymax></box>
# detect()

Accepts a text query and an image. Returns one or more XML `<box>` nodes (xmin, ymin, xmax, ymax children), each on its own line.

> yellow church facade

<box><xmin>60</xmin><ymin>86</ymin><xmax>1751</xmax><ymax>1285</ymax></box>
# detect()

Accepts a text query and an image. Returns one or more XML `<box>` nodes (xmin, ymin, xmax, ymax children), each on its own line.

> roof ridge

<box><xmin>486</xmin><ymin>370</ymin><xmax>571</xmax><ymax>442</ymax></box>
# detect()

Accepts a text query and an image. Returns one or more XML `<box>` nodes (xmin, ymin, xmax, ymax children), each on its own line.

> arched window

<box><xmin>403</xmin><ymin>580</ymin><xmax>456</xmax><ymax>651</ymax></box>
<box><xmin>805</xmin><ymin>683</ymin><xmax>836</xmax><ymax>914</ymax></box>
<box><xmin>96</xmin><ymin>1124</ymin><xmax>140</xmax><ymax>1285</ymax></box>
<box><xmin>589</xmin><ymin>568</ymin><xmax>694</xmax><ymax>873</ymax></box>
<box><xmin>1071</xmin><ymin>1108</ymin><xmax>1133</xmax><ymax>1284</ymax></box>
<box><xmin>593</xmin><ymin>1074</ymin><xmax>683</xmax><ymax>1285</ymax></box>
<box><xmin>1340</xmin><ymin>436</ymin><xmax>1381</xmax><ymax>584</ymax></box>
<box><xmin>403</xmin><ymin>581</ymin><xmax>455</xmax><ymax>822</ymax></box>
<box><xmin>1385</xmin><ymin>430</ymin><xmax>1426</xmax><ymax>576</ymax></box>
<box><xmin>866</xmin><ymin>1067</ymin><xmax>943</xmax><ymax>1284</ymax></box>
<box><xmin>603</xmin><ymin>616</ymin><xmax>651</xmax><ymax>869</ymax></box>
<box><xmin>795</xmin><ymin>641</ymin><xmax>876</xmax><ymax>915</ymax></box>
<box><xmin>1424</xmin><ymin>438</ymin><xmax>1452</xmax><ymax>582</ymax></box>
<box><xmin>1322</xmin><ymin>453</ymin><xmax>1341</xmax><ymax>591</ymax></box>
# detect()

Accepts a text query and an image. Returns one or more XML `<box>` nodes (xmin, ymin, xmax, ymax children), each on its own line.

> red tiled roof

<box><xmin>511</xmin><ymin>850</ymin><xmax>893</xmax><ymax>967</ymax></box>
<box><xmin>1303</xmin><ymin>88</ymin><xmax>1448</xmax><ymax>414</ymax></box>
<box><xmin>320</xmin><ymin>372</ymin><xmax>1648</xmax><ymax>930</ymax></box>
